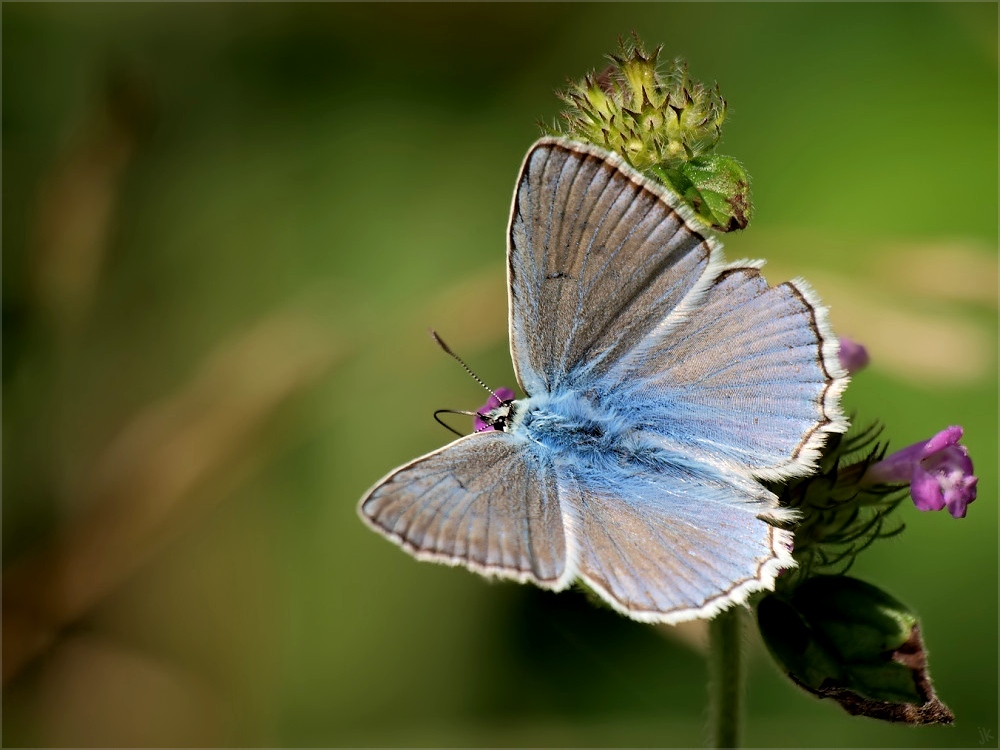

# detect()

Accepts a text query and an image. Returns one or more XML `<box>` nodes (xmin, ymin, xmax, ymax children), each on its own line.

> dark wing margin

<box><xmin>358</xmin><ymin>431</ymin><xmax>571</xmax><ymax>588</ymax></box>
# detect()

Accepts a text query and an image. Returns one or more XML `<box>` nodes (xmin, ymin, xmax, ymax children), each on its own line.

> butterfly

<box><xmin>359</xmin><ymin>137</ymin><xmax>848</xmax><ymax>623</ymax></box>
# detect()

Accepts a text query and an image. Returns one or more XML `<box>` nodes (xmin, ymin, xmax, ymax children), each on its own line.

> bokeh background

<box><xmin>3</xmin><ymin>3</ymin><xmax>997</xmax><ymax>747</ymax></box>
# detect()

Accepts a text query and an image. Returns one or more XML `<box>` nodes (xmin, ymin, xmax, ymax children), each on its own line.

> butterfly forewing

<box><xmin>507</xmin><ymin>138</ymin><xmax>719</xmax><ymax>395</ymax></box>
<box><xmin>359</xmin><ymin>431</ymin><xmax>569</xmax><ymax>586</ymax></box>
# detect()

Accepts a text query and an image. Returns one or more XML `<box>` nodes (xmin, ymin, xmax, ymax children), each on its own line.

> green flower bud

<box><xmin>547</xmin><ymin>33</ymin><xmax>751</xmax><ymax>231</ymax></box>
<box><xmin>758</xmin><ymin>576</ymin><xmax>953</xmax><ymax>725</ymax></box>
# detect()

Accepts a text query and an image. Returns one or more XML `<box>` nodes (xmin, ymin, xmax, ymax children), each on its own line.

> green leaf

<box><xmin>757</xmin><ymin>576</ymin><xmax>954</xmax><ymax>725</ymax></box>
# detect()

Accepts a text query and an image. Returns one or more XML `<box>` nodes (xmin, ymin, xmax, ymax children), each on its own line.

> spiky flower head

<box><xmin>555</xmin><ymin>35</ymin><xmax>724</xmax><ymax>171</ymax></box>
<box><xmin>548</xmin><ymin>33</ymin><xmax>752</xmax><ymax>231</ymax></box>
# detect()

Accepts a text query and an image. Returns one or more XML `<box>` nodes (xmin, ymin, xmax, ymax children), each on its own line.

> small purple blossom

<box><xmin>473</xmin><ymin>387</ymin><xmax>516</xmax><ymax>432</ymax></box>
<box><xmin>838</xmin><ymin>336</ymin><xmax>870</xmax><ymax>374</ymax></box>
<box><xmin>864</xmin><ymin>426</ymin><xmax>978</xmax><ymax>518</ymax></box>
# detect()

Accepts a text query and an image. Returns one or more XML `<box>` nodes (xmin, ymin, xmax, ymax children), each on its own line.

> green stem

<box><xmin>708</xmin><ymin>607</ymin><xmax>745</xmax><ymax>748</ymax></box>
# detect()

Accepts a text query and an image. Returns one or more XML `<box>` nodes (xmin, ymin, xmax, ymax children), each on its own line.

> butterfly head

<box><xmin>476</xmin><ymin>395</ymin><xmax>517</xmax><ymax>433</ymax></box>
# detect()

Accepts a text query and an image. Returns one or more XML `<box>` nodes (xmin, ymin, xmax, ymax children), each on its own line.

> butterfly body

<box><xmin>513</xmin><ymin>390</ymin><xmax>624</xmax><ymax>458</ymax></box>
<box><xmin>359</xmin><ymin>137</ymin><xmax>848</xmax><ymax>624</ymax></box>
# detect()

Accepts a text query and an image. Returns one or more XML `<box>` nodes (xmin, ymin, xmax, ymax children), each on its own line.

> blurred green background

<box><xmin>3</xmin><ymin>3</ymin><xmax>996</xmax><ymax>747</ymax></box>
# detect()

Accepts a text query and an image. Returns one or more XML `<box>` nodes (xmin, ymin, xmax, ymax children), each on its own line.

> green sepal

<box><xmin>660</xmin><ymin>155</ymin><xmax>752</xmax><ymax>232</ymax></box>
<box><xmin>768</xmin><ymin>423</ymin><xmax>908</xmax><ymax>588</ymax></box>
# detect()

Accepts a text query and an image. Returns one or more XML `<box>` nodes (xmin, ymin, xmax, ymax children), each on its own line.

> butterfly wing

<box><xmin>507</xmin><ymin>137</ymin><xmax>722</xmax><ymax>395</ymax></box>
<box><xmin>559</xmin><ymin>460</ymin><xmax>794</xmax><ymax>623</ymax></box>
<box><xmin>358</xmin><ymin>431</ymin><xmax>570</xmax><ymax>587</ymax></box>
<box><xmin>604</xmin><ymin>266</ymin><xmax>848</xmax><ymax>479</ymax></box>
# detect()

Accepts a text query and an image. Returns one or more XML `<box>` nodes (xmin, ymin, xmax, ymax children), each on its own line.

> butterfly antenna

<box><xmin>433</xmin><ymin>408</ymin><xmax>479</xmax><ymax>438</ymax></box>
<box><xmin>430</xmin><ymin>330</ymin><xmax>498</xmax><ymax>398</ymax></box>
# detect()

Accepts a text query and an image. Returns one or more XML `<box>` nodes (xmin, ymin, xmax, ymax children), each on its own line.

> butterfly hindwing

<box><xmin>604</xmin><ymin>266</ymin><xmax>848</xmax><ymax>479</ymax></box>
<box><xmin>558</xmin><ymin>460</ymin><xmax>793</xmax><ymax>622</ymax></box>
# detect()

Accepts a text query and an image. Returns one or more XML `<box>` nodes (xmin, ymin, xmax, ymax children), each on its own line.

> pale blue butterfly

<box><xmin>359</xmin><ymin>138</ymin><xmax>848</xmax><ymax>623</ymax></box>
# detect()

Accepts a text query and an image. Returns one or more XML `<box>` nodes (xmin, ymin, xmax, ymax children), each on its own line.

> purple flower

<box><xmin>864</xmin><ymin>426</ymin><xmax>978</xmax><ymax>518</ymax></box>
<box><xmin>473</xmin><ymin>387</ymin><xmax>516</xmax><ymax>432</ymax></box>
<box><xmin>838</xmin><ymin>336</ymin><xmax>870</xmax><ymax>374</ymax></box>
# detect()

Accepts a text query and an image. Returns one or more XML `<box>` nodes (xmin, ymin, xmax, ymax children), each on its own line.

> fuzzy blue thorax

<box><xmin>509</xmin><ymin>390</ymin><xmax>655</xmax><ymax>472</ymax></box>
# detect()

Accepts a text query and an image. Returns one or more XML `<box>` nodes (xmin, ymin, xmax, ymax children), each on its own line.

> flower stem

<box><xmin>708</xmin><ymin>607</ymin><xmax>745</xmax><ymax>748</ymax></box>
